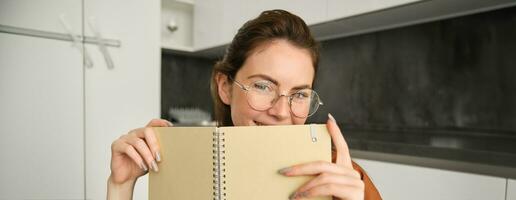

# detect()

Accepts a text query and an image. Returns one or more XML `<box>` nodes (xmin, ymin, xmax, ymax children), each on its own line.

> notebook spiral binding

<box><xmin>212</xmin><ymin>129</ymin><xmax>227</xmax><ymax>200</ymax></box>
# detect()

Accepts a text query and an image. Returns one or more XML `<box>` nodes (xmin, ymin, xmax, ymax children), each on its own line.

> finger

<box><xmin>279</xmin><ymin>161</ymin><xmax>358</xmax><ymax>178</ymax></box>
<box><xmin>327</xmin><ymin>113</ymin><xmax>352</xmax><ymax>168</ymax></box>
<box><xmin>144</xmin><ymin>119</ymin><xmax>173</xmax><ymax>162</ymax></box>
<box><xmin>125</xmin><ymin>137</ymin><xmax>159</xmax><ymax>172</ymax></box>
<box><xmin>292</xmin><ymin>183</ymin><xmax>364</xmax><ymax>200</ymax></box>
<box><xmin>146</xmin><ymin>118</ymin><xmax>173</xmax><ymax>127</ymax></box>
<box><xmin>113</xmin><ymin>141</ymin><xmax>148</xmax><ymax>172</ymax></box>
<box><xmin>296</xmin><ymin>173</ymin><xmax>363</xmax><ymax>195</ymax></box>
<box><xmin>127</xmin><ymin>127</ymin><xmax>161</xmax><ymax>162</ymax></box>
<box><xmin>142</xmin><ymin>127</ymin><xmax>162</xmax><ymax>162</ymax></box>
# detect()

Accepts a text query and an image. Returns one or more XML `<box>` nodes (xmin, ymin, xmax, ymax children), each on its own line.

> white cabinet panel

<box><xmin>194</xmin><ymin>0</ymin><xmax>326</xmax><ymax>50</ymax></box>
<box><xmin>354</xmin><ymin>159</ymin><xmax>507</xmax><ymax>200</ymax></box>
<box><xmin>0</xmin><ymin>33</ymin><xmax>84</xmax><ymax>199</ymax></box>
<box><xmin>0</xmin><ymin>0</ymin><xmax>82</xmax><ymax>33</ymax></box>
<box><xmin>194</xmin><ymin>0</ymin><xmax>224</xmax><ymax>49</ymax></box>
<box><xmin>161</xmin><ymin>1</ymin><xmax>194</xmax><ymax>50</ymax></box>
<box><xmin>219</xmin><ymin>0</ymin><xmax>253</xmax><ymax>45</ymax></box>
<box><xmin>253</xmin><ymin>0</ymin><xmax>326</xmax><ymax>25</ymax></box>
<box><xmin>83</xmin><ymin>0</ymin><xmax>161</xmax><ymax>200</ymax></box>
<box><xmin>220</xmin><ymin>0</ymin><xmax>327</xmax><ymax>43</ymax></box>
<box><xmin>508</xmin><ymin>179</ymin><xmax>516</xmax><ymax>200</ymax></box>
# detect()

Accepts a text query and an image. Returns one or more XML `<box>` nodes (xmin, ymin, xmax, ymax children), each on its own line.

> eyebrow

<box><xmin>246</xmin><ymin>74</ymin><xmax>312</xmax><ymax>91</ymax></box>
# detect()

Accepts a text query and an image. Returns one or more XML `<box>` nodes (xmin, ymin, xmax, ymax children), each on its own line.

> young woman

<box><xmin>108</xmin><ymin>10</ymin><xmax>382</xmax><ymax>200</ymax></box>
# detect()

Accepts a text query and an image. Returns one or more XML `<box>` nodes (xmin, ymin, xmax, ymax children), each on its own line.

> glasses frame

<box><xmin>231</xmin><ymin>78</ymin><xmax>323</xmax><ymax>118</ymax></box>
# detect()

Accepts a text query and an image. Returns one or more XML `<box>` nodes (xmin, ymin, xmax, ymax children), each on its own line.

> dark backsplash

<box><xmin>162</xmin><ymin>6</ymin><xmax>516</xmax><ymax>134</ymax></box>
<box><xmin>309</xmin><ymin>6</ymin><xmax>516</xmax><ymax>133</ymax></box>
<box><xmin>161</xmin><ymin>53</ymin><xmax>215</xmax><ymax>121</ymax></box>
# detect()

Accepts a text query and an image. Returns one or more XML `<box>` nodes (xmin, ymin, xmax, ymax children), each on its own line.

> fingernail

<box><xmin>166</xmin><ymin>121</ymin><xmax>173</xmax><ymax>127</ymax></box>
<box><xmin>328</xmin><ymin>113</ymin><xmax>336</xmax><ymax>122</ymax></box>
<box><xmin>151</xmin><ymin>160</ymin><xmax>159</xmax><ymax>172</ymax></box>
<box><xmin>140</xmin><ymin>162</ymin><xmax>148</xmax><ymax>172</ymax></box>
<box><xmin>289</xmin><ymin>192</ymin><xmax>298</xmax><ymax>200</ymax></box>
<box><xmin>278</xmin><ymin>167</ymin><xmax>291</xmax><ymax>175</ymax></box>
<box><xmin>156</xmin><ymin>152</ymin><xmax>161</xmax><ymax>162</ymax></box>
<box><xmin>297</xmin><ymin>191</ymin><xmax>308</xmax><ymax>198</ymax></box>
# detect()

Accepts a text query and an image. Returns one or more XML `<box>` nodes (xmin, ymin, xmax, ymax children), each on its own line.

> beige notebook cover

<box><xmin>149</xmin><ymin>124</ymin><xmax>331</xmax><ymax>200</ymax></box>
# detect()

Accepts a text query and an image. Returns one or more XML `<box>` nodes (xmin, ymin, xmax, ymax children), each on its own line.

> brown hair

<box><xmin>210</xmin><ymin>9</ymin><xmax>320</xmax><ymax>126</ymax></box>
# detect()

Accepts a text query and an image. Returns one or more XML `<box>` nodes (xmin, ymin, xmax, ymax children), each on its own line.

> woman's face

<box><xmin>219</xmin><ymin>39</ymin><xmax>315</xmax><ymax>126</ymax></box>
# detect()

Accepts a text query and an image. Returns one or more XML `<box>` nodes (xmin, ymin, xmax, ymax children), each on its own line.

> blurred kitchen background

<box><xmin>1</xmin><ymin>0</ymin><xmax>516</xmax><ymax>200</ymax></box>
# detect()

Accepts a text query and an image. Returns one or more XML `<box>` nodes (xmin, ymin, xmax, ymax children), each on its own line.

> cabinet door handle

<box><xmin>59</xmin><ymin>14</ymin><xmax>94</xmax><ymax>68</ymax></box>
<box><xmin>88</xmin><ymin>17</ymin><xmax>114</xmax><ymax>70</ymax></box>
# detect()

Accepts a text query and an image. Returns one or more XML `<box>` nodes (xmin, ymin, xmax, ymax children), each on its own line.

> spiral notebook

<box><xmin>149</xmin><ymin>124</ymin><xmax>331</xmax><ymax>200</ymax></box>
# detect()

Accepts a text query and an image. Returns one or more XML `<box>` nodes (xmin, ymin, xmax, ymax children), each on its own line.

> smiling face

<box><xmin>217</xmin><ymin>39</ymin><xmax>315</xmax><ymax>126</ymax></box>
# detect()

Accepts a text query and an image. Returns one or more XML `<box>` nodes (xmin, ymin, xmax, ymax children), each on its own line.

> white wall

<box><xmin>354</xmin><ymin>159</ymin><xmax>508</xmax><ymax>200</ymax></box>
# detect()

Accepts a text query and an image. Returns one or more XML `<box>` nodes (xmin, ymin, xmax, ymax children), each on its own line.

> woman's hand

<box><xmin>279</xmin><ymin>114</ymin><xmax>364</xmax><ymax>200</ymax></box>
<box><xmin>109</xmin><ymin>119</ymin><xmax>172</xmax><ymax>185</ymax></box>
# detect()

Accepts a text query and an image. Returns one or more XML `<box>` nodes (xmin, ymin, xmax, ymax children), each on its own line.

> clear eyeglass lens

<box><xmin>290</xmin><ymin>89</ymin><xmax>321</xmax><ymax>118</ymax></box>
<box><xmin>247</xmin><ymin>81</ymin><xmax>277</xmax><ymax>110</ymax></box>
<box><xmin>244</xmin><ymin>81</ymin><xmax>321</xmax><ymax>118</ymax></box>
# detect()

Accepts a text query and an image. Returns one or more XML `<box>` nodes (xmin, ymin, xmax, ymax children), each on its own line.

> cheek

<box><xmin>230</xmin><ymin>90</ymin><xmax>260</xmax><ymax>125</ymax></box>
<box><xmin>292</xmin><ymin>117</ymin><xmax>307</xmax><ymax>125</ymax></box>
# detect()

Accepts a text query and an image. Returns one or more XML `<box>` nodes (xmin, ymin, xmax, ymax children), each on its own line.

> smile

<box><xmin>254</xmin><ymin>121</ymin><xmax>265</xmax><ymax>126</ymax></box>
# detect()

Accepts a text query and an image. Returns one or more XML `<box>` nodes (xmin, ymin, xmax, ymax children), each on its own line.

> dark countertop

<box><xmin>344</xmin><ymin>126</ymin><xmax>516</xmax><ymax>178</ymax></box>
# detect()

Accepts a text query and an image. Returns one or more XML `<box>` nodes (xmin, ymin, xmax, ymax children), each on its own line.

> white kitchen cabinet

<box><xmin>508</xmin><ymin>179</ymin><xmax>516</xmax><ymax>200</ymax></box>
<box><xmin>185</xmin><ymin>0</ymin><xmax>516</xmax><ymax>53</ymax></box>
<box><xmin>252</xmin><ymin>0</ymin><xmax>327</xmax><ymax>25</ymax></box>
<box><xmin>83</xmin><ymin>0</ymin><xmax>161</xmax><ymax>200</ymax></box>
<box><xmin>193</xmin><ymin>0</ymin><xmax>327</xmax><ymax>51</ymax></box>
<box><xmin>161</xmin><ymin>0</ymin><xmax>194</xmax><ymax>51</ymax></box>
<box><xmin>191</xmin><ymin>0</ymin><xmax>426</xmax><ymax>51</ymax></box>
<box><xmin>354</xmin><ymin>159</ymin><xmax>507</xmax><ymax>200</ymax></box>
<box><xmin>0</xmin><ymin>0</ymin><xmax>160</xmax><ymax>199</ymax></box>
<box><xmin>0</xmin><ymin>0</ymin><xmax>82</xmax><ymax>33</ymax></box>
<box><xmin>193</xmin><ymin>0</ymin><xmax>224</xmax><ymax>50</ymax></box>
<box><xmin>0</xmin><ymin>33</ymin><xmax>84</xmax><ymax>199</ymax></box>
<box><xmin>219</xmin><ymin>0</ymin><xmax>327</xmax><ymax>45</ymax></box>
<box><xmin>0</xmin><ymin>1</ymin><xmax>84</xmax><ymax>199</ymax></box>
<box><xmin>218</xmin><ymin>0</ymin><xmax>252</xmax><ymax>45</ymax></box>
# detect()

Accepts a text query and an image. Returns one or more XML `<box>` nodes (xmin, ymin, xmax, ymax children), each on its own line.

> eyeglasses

<box><xmin>232</xmin><ymin>78</ymin><xmax>323</xmax><ymax>118</ymax></box>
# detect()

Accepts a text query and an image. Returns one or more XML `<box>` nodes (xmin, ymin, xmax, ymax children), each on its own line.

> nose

<box><xmin>267</xmin><ymin>94</ymin><xmax>291</xmax><ymax>120</ymax></box>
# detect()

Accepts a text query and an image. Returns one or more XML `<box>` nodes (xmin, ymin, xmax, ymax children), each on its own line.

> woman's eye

<box><xmin>253</xmin><ymin>83</ymin><xmax>271</xmax><ymax>91</ymax></box>
<box><xmin>293</xmin><ymin>92</ymin><xmax>309</xmax><ymax>99</ymax></box>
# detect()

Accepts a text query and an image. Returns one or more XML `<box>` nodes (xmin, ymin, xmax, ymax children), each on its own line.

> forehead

<box><xmin>236</xmin><ymin>40</ymin><xmax>315</xmax><ymax>87</ymax></box>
